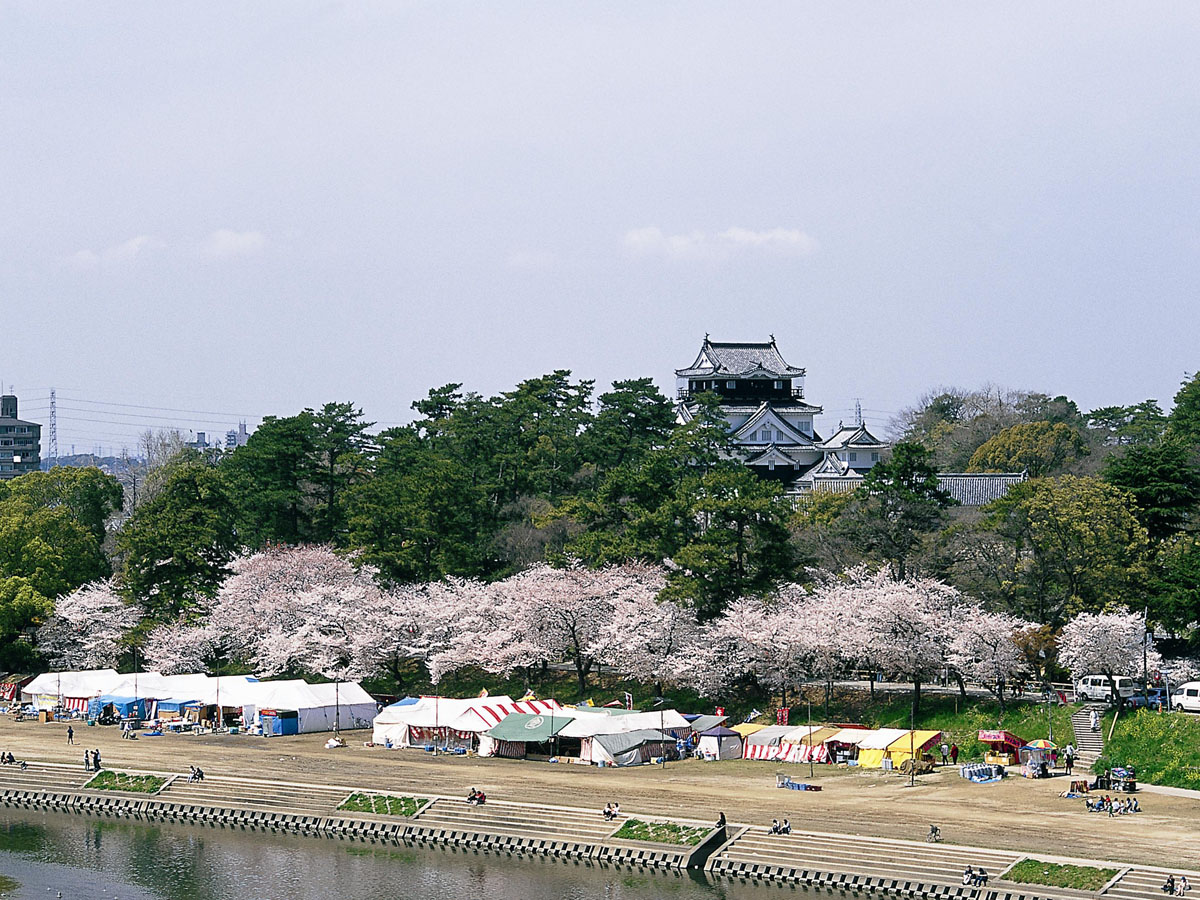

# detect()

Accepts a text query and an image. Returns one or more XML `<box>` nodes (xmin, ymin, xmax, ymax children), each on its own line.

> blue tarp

<box><xmin>262</xmin><ymin>710</ymin><xmax>299</xmax><ymax>735</ymax></box>
<box><xmin>89</xmin><ymin>695</ymin><xmax>149</xmax><ymax>718</ymax></box>
<box><xmin>157</xmin><ymin>698</ymin><xmax>202</xmax><ymax>714</ymax></box>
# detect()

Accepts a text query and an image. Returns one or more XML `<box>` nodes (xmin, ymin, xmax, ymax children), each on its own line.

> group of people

<box><xmin>962</xmin><ymin>866</ymin><xmax>989</xmax><ymax>886</ymax></box>
<box><xmin>601</xmin><ymin>802</ymin><xmax>621</xmax><ymax>821</ymax></box>
<box><xmin>1085</xmin><ymin>795</ymin><xmax>1140</xmax><ymax>815</ymax></box>
<box><xmin>81</xmin><ymin>749</ymin><xmax>102</xmax><ymax>772</ymax></box>
<box><xmin>186</xmin><ymin>765</ymin><xmax>206</xmax><ymax>782</ymax></box>
<box><xmin>938</xmin><ymin>742</ymin><xmax>961</xmax><ymax>766</ymax></box>
<box><xmin>1162</xmin><ymin>875</ymin><xmax>1192</xmax><ymax>896</ymax></box>
<box><xmin>768</xmin><ymin>818</ymin><xmax>792</xmax><ymax>835</ymax></box>
<box><xmin>0</xmin><ymin>752</ymin><xmax>24</xmax><ymax>768</ymax></box>
<box><xmin>465</xmin><ymin>787</ymin><xmax>487</xmax><ymax>806</ymax></box>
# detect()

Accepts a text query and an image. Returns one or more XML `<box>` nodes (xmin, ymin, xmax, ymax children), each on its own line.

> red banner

<box><xmin>776</xmin><ymin>707</ymin><xmax>790</xmax><ymax>725</ymax></box>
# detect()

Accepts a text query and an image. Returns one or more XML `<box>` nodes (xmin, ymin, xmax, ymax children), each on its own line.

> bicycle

<box><xmin>926</xmin><ymin>825</ymin><xmax>942</xmax><ymax>843</ymax></box>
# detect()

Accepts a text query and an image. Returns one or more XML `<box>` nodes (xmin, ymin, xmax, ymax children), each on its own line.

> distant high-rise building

<box><xmin>0</xmin><ymin>394</ymin><xmax>42</xmax><ymax>479</ymax></box>
<box><xmin>225</xmin><ymin>422</ymin><xmax>250</xmax><ymax>449</ymax></box>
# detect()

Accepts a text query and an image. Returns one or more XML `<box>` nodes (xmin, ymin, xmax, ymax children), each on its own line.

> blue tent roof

<box><xmin>386</xmin><ymin>696</ymin><xmax>421</xmax><ymax>708</ymax></box>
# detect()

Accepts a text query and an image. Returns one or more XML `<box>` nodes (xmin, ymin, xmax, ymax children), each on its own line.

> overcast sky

<box><xmin>3</xmin><ymin>3</ymin><xmax>1198</xmax><ymax>454</ymax></box>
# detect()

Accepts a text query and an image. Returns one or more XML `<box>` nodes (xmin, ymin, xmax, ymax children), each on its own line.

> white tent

<box><xmin>696</xmin><ymin>726</ymin><xmax>742</xmax><ymax>760</ymax></box>
<box><xmin>371</xmin><ymin>696</ymin><xmax>563</xmax><ymax>749</ymax></box>
<box><xmin>242</xmin><ymin>680</ymin><xmax>377</xmax><ymax>734</ymax></box>
<box><xmin>106</xmin><ymin>672</ymin><xmax>176</xmax><ymax>699</ymax></box>
<box><xmin>742</xmin><ymin>725</ymin><xmax>796</xmax><ymax>760</ymax></box>
<box><xmin>23</xmin><ymin>669</ymin><xmax>120</xmax><ymax>711</ymax></box>
<box><xmin>557</xmin><ymin>709</ymin><xmax>690</xmax><ymax>738</ymax></box>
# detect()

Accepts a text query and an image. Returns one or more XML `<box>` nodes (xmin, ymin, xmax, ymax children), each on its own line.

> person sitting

<box><xmin>187</xmin><ymin>766</ymin><xmax>198</xmax><ymax>783</ymax></box>
<box><xmin>768</xmin><ymin>819</ymin><xmax>781</xmax><ymax>835</ymax></box>
<box><xmin>1130</xmin><ymin>797</ymin><xmax>1140</xmax><ymax>813</ymax></box>
<box><xmin>975</xmin><ymin>868</ymin><xmax>989</xmax><ymax>886</ymax></box>
<box><xmin>5</xmin><ymin>752</ymin><xmax>14</xmax><ymax>765</ymax></box>
<box><xmin>1163</xmin><ymin>875</ymin><xmax>1176</xmax><ymax>895</ymax></box>
<box><xmin>466</xmin><ymin>788</ymin><xmax>480</xmax><ymax>805</ymax></box>
<box><xmin>962</xmin><ymin>867</ymin><xmax>975</xmax><ymax>886</ymax></box>
<box><xmin>602</xmin><ymin>803</ymin><xmax>615</xmax><ymax>820</ymax></box>
<box><xmin>781</xmin><ymin>818</ymin><xmax>792</xmax><ymax>835</ymax></box>
<box><xmin>716</xmin><ymin>812</ymin><xmax>727</xmax><ymax>829</ymax></box>
<box><xmin>611</xmin><ymin>801</ymin><xmax>620</xmax><ymax>817</ymax></box>
<box><xmin>1177</xmin><ymin>875</ymin><xmax>1190</xmax><ymax>896</ymax></box>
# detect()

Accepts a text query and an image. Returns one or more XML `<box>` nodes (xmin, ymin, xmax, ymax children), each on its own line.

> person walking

<box><xmin>940</xmin><ymin>742</ymin><xmax>949</xmax><ymax>765</ymax></box>
<box><xmin>1065</xmin><ymin>746</ymin><xmax>1075</xmax><ymax>775</ymax></box>
<box><xmin>92</xmin><ymin>749</ymin><xmax>101</xmax><ymax>771</ymax></box>
<box><xmin>83</xmin><ymin>750</ymin><xmax>91</xmax><ymax>772</ymax></box>
<box><xmin>66</xmin><ymin>725</ymin><xmax>74</xmax><ymax>745</ymax></box>
<box><xmin>950</xmin><ymin>743</ymin><xmax>960</xmax><ymax>765</ymax></box>
<box><xmin>1090</xmin><ymin>708</ymin><xmax>1100</xmax><ymax>732</ymax></box>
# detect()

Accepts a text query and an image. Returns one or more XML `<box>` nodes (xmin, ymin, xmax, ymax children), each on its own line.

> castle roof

<box><xmin>676</xmin><ymin>337</ymin><xmax>806</xmax><ymax>379</ymax></box>
<box><xmin>818</xmin><ymin>422</ymin><xmax>887</xmax><ymax>451</ymax></box>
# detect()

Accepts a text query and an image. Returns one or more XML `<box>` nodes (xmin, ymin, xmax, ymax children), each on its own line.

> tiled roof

<box><xmin>819</xmin><ymin>422</ymin><xmax>887</xmax><ymax>450</ymax></box>
<box><xmin>676</xmin><ymin>338</ymin><xmax>806</xmax><ymax>378</ymax></box>
<box><xmin>936</xmin><ymin>473</ymin><xmax>1028</xmax><ymax>506</ymax></box>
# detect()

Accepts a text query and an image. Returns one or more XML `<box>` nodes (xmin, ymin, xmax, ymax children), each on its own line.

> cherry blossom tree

<box><xmin>947</xmin><ymin>608</ymin><xmax>1030</xmax><ymax>711</ymax></box>
<box><xmin>596</xmin><ymin>594</ymin><xmax>698</xmax><ymax>689</ymax></box>
<box><xmin>37</xmin><ymin>580</ymin><xmax>139</xmax><ymax>669</ymax></box>
<box><xmin>778</xmin><ymin>576</ymin><xmax>865</xmax><ymax>717</ymax></box>
<box><xmin>1058</xmin><ymin>608</ymin><xmax>1160</xmax><ymax>703</ymax></box>
<box><xmin>849</xmin><ymin>567</ymin><xmax>957</xmax><ymax>714</ymax></box>
<box><xmin>142</xmin><ymin>621</ymin><xmax>215</xmax><ymax>674</ymax></box>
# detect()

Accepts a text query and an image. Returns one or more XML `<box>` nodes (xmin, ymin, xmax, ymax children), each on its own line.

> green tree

<box><xmin>967</xmin><ymin>421</ymin><xmax>1089</xmax><ymax>477</ymax></box>
<box><xmin>305</xmin><ymin>402</ymin><xmax>374</xmax><ymax>542</ymax></box>
<box><xmin>842</xmin><ymin>442</ymin><xmax>955</xmax><ymax>578</ymax></box>
<box><xmin>662</xmin><ymin>467</ymin><xmax>799</xmax><ymax>621</ymax></box>
<box><xmin>1151</xmin><ymin>535</ymin><xmax>1200</xmax><ymax>638</ymax></box>
<box><xmin>1088</xmin><ymin>401</ymin><xmax>1168</xmax><ymax>446</ymax></box>
<box><xmin>1168</xmin><ymin>371</ymin><xmax>1200</xmax><ymax>446</ymax></box>
<box><xmin>118</xmin><ymin>461</ymin><xmax>239</xmax><ymax>620</ymax></box>
<box><xmin>1102</xmin><ymin>440</ymin><xmax>1200</xmax><ymax>542</ymax></box>
<box><xmin>343</xmin><ymin>427</ymin><xmax>491</xmax><ymax>582</ymax></box>
<box><xmin>0</xmin><ymin>467</ymin><xmax>123</xmax><ymax>547</ymax></box>
<box><xmin>223</xmin><ymin>412</ymin><xmax>318</xmax><ymax>546</ymax></box>
<box><xmin>582</xmin><ymin>378</ymin><xmax>675</xmax><ymax>473</ymax></box>
<box><xmin>980</xmin><ymin>475</ymin><xmax>1150</xmax><ymax>624</ymax></box>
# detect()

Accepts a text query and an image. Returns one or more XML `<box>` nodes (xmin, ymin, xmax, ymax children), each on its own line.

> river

<box><xmin>0</xmin><ymin>808</ymin><xmax>796</xmax><ymax>900</ymax></box>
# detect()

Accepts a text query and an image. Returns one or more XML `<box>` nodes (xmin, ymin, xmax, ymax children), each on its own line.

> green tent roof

<box><xmin>486</xmin><ymin>712</ymin><xmax>574</xmax><ymax>742</ymax></box>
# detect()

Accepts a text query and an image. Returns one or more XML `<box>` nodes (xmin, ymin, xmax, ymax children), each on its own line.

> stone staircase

<box><xmin>1071</xmin><ymin>705</ymin><xmax>1107</xmax><ymax>771</ymax></box>
<box><xmin>0</xmin><ymin>762</ymin><xmax>92</xmax><ymax>794</ymax></box>
<box><xmin>411</xmin><ymin>796</ymin><xmax>620</xmax><ymax>844</ymax></box>
<box><xmin>708</xmin><ymin>826</ymin><xmax>1022</xmax><ymax>890</ymax></box>
<box><xmin>158</xmin><ymin>773</ymin><xmax>351</xmax><ymax>815</ymax></box>
<box><xmin>1106</xmin><ymin>866</ymin><xmax>1194</xmax><ymax>900</ymax></box>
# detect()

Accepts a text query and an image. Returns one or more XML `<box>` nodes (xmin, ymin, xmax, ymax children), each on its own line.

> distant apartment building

<box><xmin>0</xmin><ymin>395</ymin><xmax>41</xmax><ymax>479</ymax></box>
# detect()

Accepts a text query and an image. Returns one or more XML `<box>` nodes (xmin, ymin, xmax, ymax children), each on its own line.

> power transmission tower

<box><xmin>854</xmin><ymin>398</ymin><xmax>863</xmax><ymax>427</ymax></box>
<box><xmin>48</xmin><ymin>388</ymin><xmax>58</xmax><ymax>467</ymax></box>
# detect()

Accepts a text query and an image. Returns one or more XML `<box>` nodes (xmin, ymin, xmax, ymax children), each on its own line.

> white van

<box><xmin>1170</xmin><ymin>682</ymin><xmax>1200</xmax><ymax>713</ymax></box>
<box><xmin>1075</xmin><ymin>674</ymin><xmax>1137</xmax><ymax>704</ymax></box>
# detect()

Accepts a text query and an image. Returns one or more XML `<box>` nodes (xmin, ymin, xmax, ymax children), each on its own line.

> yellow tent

<box><xmin>731</xmin><ymin>722</ymin><xmax>767</xmax><ymax>738</ymax></box>
<box><xmin>854</xmin><ymin>728</ymin><xmax>910</xmax><ymax>767</ymax></box>
<box><xmin>886</xmin><ymin>730</ymin><xmax>943</xmax><ymax>766</ymax></box>
<box><xmin>802</xmin><ymin>726</ymin><xmax>841</xmax><ymax>746</ymax></box>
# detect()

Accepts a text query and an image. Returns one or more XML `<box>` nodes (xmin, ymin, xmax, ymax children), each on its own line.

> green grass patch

<box><xmin>612</xmin><ymin>818</ymin><xmax>709</xmax><ymax>846</ymax></box>
<box><xmin>337</xmin><ymin>792</ymin><xmax>425</xmax><ymax>817</ymax></box>
<box><xmin>85</xmin><ymin>771</ymin><xmax>166</xmax><ymax>793</ymax></box>
<box><xmin>0</xmin><ymin>874</ymin><xmax>18</xmax><ymax>893</ymax></box>
<box><xmin>1005</xmin><ymin>859</ymin><xmax>1117</xmax><ymax>891</ymax></box>
<box><xmin>1095</xmin><ymin>708</ymin><xmax>1200</xmax><ymax>790</ymax></box>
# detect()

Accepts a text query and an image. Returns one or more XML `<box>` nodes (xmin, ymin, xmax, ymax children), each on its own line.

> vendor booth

<box><xmin>479</xmin><ymin>711</ymin><xmax>574</xmax><ymax>759</ymax></box>
<box><xmin>372</xmin><ymin>696</ymin><xmax>561</xmax><ymax>749</ymax></box>
<box><xmin>696</xmin><ymin>726</ymin><xmax>742</xmax><ymax>760</ymax></box>
<box><xmin>855</xmin><ymin>728</ymin><xmax>910</xmax><ymax>768</ymax></box>
<box><xmin>88</xmin><ymin>695</ymin><xmax>150</xmax><ymax>721</ymax></box>
<box><xmin>243</xmin><ymin>680</ymin><xmax>377</xmax><ymax>734</ymax></box>
<box><xmin>886</xmin><ymin>730</ymin><xmax>942</xmax><ymax>767</ymax></box>
<box><xmin>589</xmin><ymin>729</ymin><xmax>677</xmax><ymax>767</ymax></box>
<box><xmin>687</xmin><ymin>714</ymin><xmax>729</xmax><ymax>734</ymax></box>
<box><xmin>979</xmin><ymin>730</ymin><xmax>1024</xmax><ymax>766</ymax></box>
<box><xmin>0</xmin><ymin>675</ymin><xmax>32</xmax><ymax>703</ymax></box>
<box><xmin>1018</xmin><ymin>740</ymin><xmax>1056</xmax><ymax>778</ymax></box>
<box><xmin>823</xmin><ymin>726</ymin><xmax>871</xmax><ymax>764</ymax></box>
<box><xmin>742</xmin><ymin>725</ymin><xmax>796</xmax><ymax>760</ymax></box>
<box><xmin>731</xmin><ymin>722</ymin><xmax>767</xmax><ymax>739</ymax></box>
<box><xmin>23</xmin><ymin>669</ymin><xmax>120</xmax><ymax>712</ymax></box>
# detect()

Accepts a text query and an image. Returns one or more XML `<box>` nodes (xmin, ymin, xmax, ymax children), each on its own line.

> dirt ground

<box><xmin>3</xmin><ymin>717</ymin><xmax>1195</xmax><ymax>871</ymax></box>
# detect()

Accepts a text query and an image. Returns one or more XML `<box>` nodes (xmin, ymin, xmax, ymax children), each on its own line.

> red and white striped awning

<box><xmin>448</xmin><ymin>699</ymin><xmax>562</xmax><ymax>732</ymax></box>
<box><xmin>63</xmin><ymin>697</ymin><xmax>91</xmax><ymax>712</ymax></box>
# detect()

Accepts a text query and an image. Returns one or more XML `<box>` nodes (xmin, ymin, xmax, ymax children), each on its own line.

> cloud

<box><xmin>201</xmin><ymin>229</ymin><xmax>266</xmax><ymax>259</ymax></box>
<box><xmin>623</xmin><ymin>225</ymin><xmax>817</xmax><ymax>261</ymax></box>
<box><xmin>67</xmin><ymin>234</ymin><xmax>163</xmax><ymax>268</ymax></box>
<box><xmin>505</xmin><ymin>249</ymin><xmax>556</xmax><ymax>271</ymax></box>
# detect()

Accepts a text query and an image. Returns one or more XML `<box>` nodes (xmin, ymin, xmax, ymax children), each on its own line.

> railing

<box><xmin>676</xmin><ymin>389</ymin><xmax>805</xmax><ymax>401</ymax></box>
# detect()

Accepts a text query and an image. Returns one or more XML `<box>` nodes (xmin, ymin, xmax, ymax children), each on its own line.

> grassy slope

<box><xmin>1096</xmin><ymin>709</ymin><xmax>1200</xmax><ymax>790</ymax></box>
<box><xmin>1006</xmin><ymin>859</ymin><xmax>1117</xmax><ymax>891</ymax></box>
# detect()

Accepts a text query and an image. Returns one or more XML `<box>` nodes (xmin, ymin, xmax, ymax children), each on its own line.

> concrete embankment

<box><xmin>0</xmin><ymin>761</ymin><xmax>1188</xmax><ymax>900</ymax></box>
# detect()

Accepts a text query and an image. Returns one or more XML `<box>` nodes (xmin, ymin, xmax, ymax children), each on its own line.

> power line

<box><xmin>55</xmin><ymin>406</ymin><xmax>247</xmax><ymax>428</ymax></box>
<box><xmin>57</xmin><ymin>395</ymin><xmax>258</xmax><ymax>419</ymax></box>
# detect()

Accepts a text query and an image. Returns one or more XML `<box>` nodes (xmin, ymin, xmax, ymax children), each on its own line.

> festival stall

<box><xmin>978</xmin><ymin>730</ymin><xmax>1024</xmax><ymax>766</ymax></box>
<box><xmin>742</xmin><ymin>725</ymin><xmax>797</xmax><ymax>760</ymax></box>
<box><xmin>23</xmin><ymin>669</ymin><xmax>120</xmax><ymax>712</ymax></box>
<box><xmin>371</xmin><ymin>696</ymin><xmax>561</xmax><ymax>750</ymax></box>
<box><xmin>1018</xmin><ymin>739</ymin><xmax>1056</xmax><ymax>778</ymax></box>
<box><xmin>823</xmin><ymin>726</ymin><xmax>873</xmax><ymax>764</ymax></box>
<box><xmin>590</xmin><ymin>728</ymin><xmax>677</xmax><ymax>767</ymax></box>
<box><xmin>87</xmin><ymin>695</ymin><xmax>151</xmax><ymax>720</ymax></box>
<box><xmin>854</xmin><ymin>728</ymin><xmax>910</xmax><ymax>768</ymax></box>
<box><xmin>479</xmin><ymin>711</ymin><xmax>574</xmax><ymax>759</ymax></box>
<box><xmin>242</xmin><ymin>679</ymin><xmax>377</xmax><ymax>734</ymax></box>
<box><xmin>731</xmin><ymin>722</ymin><xmax>767</xmax><ymax>739</ymax></box>
<box><xmin>696</xmin><ymin>726</ymin><xmax>742</xmax><ymax>760</ymax></box>
<box><xmin>687</xmin><ymin>714</ymin><xmax>729</xmax><ymax>734</ymax></box>
<box><xmin>0</xmin><ymin>674</ymin><xmax>32</xmax><ymax>704</ymax></box>
<box><xmin>886</xmin><ymin>730</ymin><xmax>943</xmax><ymax>767</ymax></box>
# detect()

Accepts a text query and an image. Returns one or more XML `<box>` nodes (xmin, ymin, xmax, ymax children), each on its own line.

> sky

<box><xmin>3</xmin><ymin>2</ymin><xmax>1199</xmax><ymax>455</ymax></box>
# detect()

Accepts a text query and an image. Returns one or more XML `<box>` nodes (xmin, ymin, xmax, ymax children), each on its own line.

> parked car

<box><xmin>1126</xmin><ymin>687</ymin><xmax>1170</xmax><ymax>710</ymax></box>
<box><xmin>1170</xmin><ymin>682</ymin><xmax>1200</xmax><ymax>713</ymax></box>
<box><xmin>1075</xmin><ymin>674</ymin><xmax>1137</xmax><ymax>704</ymax></box>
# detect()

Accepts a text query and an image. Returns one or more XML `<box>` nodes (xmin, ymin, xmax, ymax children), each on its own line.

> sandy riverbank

<box><xmin>2</xmin><ymin>716</ymin><xmax>1194</xmax><ymax>870</ymax></box>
